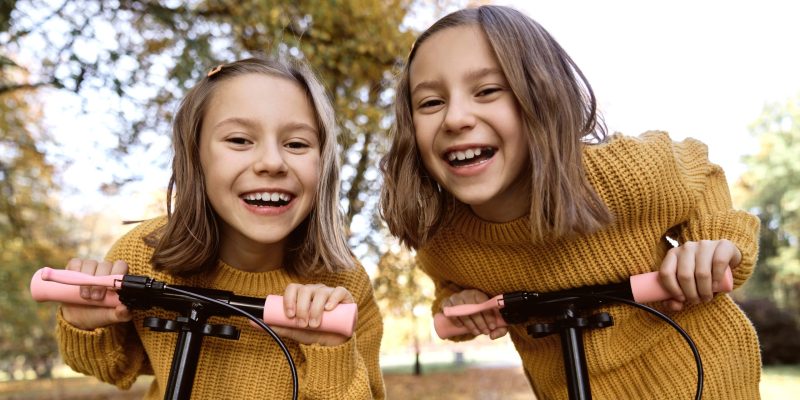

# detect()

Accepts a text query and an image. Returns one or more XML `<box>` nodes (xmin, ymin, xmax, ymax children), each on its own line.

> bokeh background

<box><xmin>2</xmin><ymin>0</ymin><xmax>799</xmax><ymax>398</ymax></box>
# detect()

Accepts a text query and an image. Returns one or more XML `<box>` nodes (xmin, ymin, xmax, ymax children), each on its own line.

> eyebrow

<box><xmin>411</xmin><ymin>67</ymin><xmax>505</xmax><ymax>96</ymax></box>
<box><xmin>213</xmin><ymin>117</ymin><xmax>318</xmax><ymax>135</ymax></box>
<box><xmin>213</xmin><ymin>117</ymin><xmax>260</xmax><ymax>131</ymax></box>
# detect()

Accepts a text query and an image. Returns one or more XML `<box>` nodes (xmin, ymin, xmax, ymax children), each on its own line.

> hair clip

<box><xmin>207</xmin><ymin>64</ymin><xmax>224</xmax><ymax>77</ymax></box>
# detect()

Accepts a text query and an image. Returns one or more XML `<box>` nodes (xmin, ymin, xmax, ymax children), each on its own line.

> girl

<box><xmin>381</xmin><ymin>5</ymin><xmax>760</xmax><ymax>399</ymax></box>
<box><xmin>59</xmin><ymin>58</ymin><xmax>384</xmax><ymax>399</ymax></box>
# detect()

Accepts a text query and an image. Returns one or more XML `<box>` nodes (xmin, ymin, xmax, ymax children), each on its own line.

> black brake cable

<box><xmin>576</xmin><ymin>293</ymin><xmax>703</xmax><ymax>400</ymax></box>
<box><xmin>163</xmin><ymin>286</ymin><xmax>299</xmax><ymax>400</ymax></box>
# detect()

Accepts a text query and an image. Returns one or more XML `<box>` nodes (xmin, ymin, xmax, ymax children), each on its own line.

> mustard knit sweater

<box><xmin>57</xmin><ymin>218</ymin><xmax>385</xmax><ymax>399</ymax></box>
<box><xmin>418</xmin><ymin>132</ymin><xmax>761</xmax><ymax>399</ymax></box>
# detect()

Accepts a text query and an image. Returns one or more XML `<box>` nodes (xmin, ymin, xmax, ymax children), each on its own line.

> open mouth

<box><xmin>242</xmin><ymin>192</ymin><xmax>293</xmax><ymax>207</ymax></box>
<box><xmin>444</xmin><ymin>147</ymin><xmax>496</xmax><ymax>167</ymax></box>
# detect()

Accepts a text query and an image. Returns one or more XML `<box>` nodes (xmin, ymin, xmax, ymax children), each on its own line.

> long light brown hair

<box><xmin>148</xmin><ymin>57</ymin><xmax>353</xmax><ymax>277</ymax></box>
<box><xmin>380</xmin><ymin>5</ymin><xmax>612</xmax><ymax>249</ymax></box>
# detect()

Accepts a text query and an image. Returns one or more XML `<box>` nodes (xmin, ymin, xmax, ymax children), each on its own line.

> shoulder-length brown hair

<box><xmin>380</xmin><ymin>5</ymin><xmax>612</xmax><ymax>249</ymax></box>
<box><xmin>148</xmin><ymin>57</ymin><xmax>353</xmax><ymax>277</ymax></box>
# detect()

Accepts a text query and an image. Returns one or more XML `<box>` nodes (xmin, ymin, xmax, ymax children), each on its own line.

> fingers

<box><xmin>284</xmin><ymin>284</ymin><xmax>354</xmax><ymax>329</ymax></box>
<box><xmin>712</xmin><ymin>240</ymin><xmax>740</xmax><ymax>286</ymax></box>
<box><xmin>692</xmin><ymin>241</ymin><xmax>715</xmax><ymax>302</ymax></box>
<box><xmin>659</xmin><ymin>240</ymin><xmax>742</xmax><ymax>308</ymax></box>
<box><xmin>443</xmin><ymin>290</ymin><xmax>494</xmax><ymax>336</ymax></box>
<box><xmin>658</xmin><ymin>250</ymin><xmax>683</xmax><ymax>303</ymax></box>
<box><xmin>489</xmin><ymin>327</ymin><xmax>508</xmax><ymax>340</ymax></box>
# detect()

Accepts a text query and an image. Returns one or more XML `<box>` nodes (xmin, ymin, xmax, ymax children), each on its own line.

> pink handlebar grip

<box><xmin>434</xmin><ymin>308</ymin><xmax>506</xmax><ymax>339</ymax></box>
<box><xmin>263</xmin><ymin>296</ymin><xmax>357</xmax><ymax>337</ymax></box>
<box><xmin>434</xmin><ymin>267</ymin><xmax>735</xmax><ymax>339</ymax></box>
<box><xmin>29</xmin><ymin>267</ymin><xmax>357</xmax><ymax>337</ymax></box>
<box><xmin>630</xmin><ymin>267</ymin><xmax>733</xmax><ymax>304</ymax></box>
<box><xmin>30</xmin><ymin>268</ymin><xmax>122</xmax><ymax>307</ymax></box>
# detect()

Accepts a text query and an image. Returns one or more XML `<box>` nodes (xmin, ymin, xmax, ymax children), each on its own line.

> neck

<box><xmin>218</xmin><ymin>239</ymin><xmax>286</xmax><ymax>273</ymax></box>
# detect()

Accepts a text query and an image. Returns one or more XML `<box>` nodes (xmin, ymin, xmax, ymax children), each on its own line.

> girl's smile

<box><xmin>410</xmin><ymin>24</ymin><xmax>530</xmax><ymax>222</ymax></box>
<box><xmin>442</xmin><ymin>144</ymin><xmax>497</xmax><ymax>176</ymax></box>
<box><xmin>240</xmin><ymin>189</ymin><xmax>295</xmax><ymax>215</ymax></box>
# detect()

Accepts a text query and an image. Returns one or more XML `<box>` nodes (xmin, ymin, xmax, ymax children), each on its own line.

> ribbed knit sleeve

<box><xmin>55</xmin><ymin>221</ymin><xmax>152</xmax><ymax>390</ymax></box>
<box><xmin>670</xmin><ymin>136</ymin><xmax>761</xmax><ymax>287</ymax></box>
<box><xmin>55</xmin><ymin>311</ymin><xmax>146</xmax><ymax>389</ymax></box>
<box><xmin>298</xmin><ymin>266</ymin><xmax>385</xmax><ymax>399</ymax></box>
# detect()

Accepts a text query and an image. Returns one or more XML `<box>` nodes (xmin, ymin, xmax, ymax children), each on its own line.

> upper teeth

<box><xmin>447</xmin><ymin>147</ymin><xmax>484</xmax><ymax>161</ymax></box>
<box><xmin>244</xmin><ymin>192</ymin><xmax>291</xmax><ymax>201</ymax></box>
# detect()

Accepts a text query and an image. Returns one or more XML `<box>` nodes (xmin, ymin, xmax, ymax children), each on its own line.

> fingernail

<box><xmin>81</xmin><ymin>288</ymin><xmax>90</xmax><ymax>298</ymax></box>
<box><xmin>287</xmin><ymin>308</ymin><xmax>294</xmax><ymax>317</ymax></box>
<box><xmin>310</xmin><ymin>318</ymin><xmax>319</xmax><ymax>328</ymax></box>
<box><xmin>488</xmin><ymin>323</ymin><xmax>496</xmax><ymax>330</ymax></box>
<box><xmin>297</xmin><ymin>319</ymin><xmax>306</xmax><ymax>327</ymax></box>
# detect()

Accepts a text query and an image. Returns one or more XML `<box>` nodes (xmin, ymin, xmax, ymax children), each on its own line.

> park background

<box><xmin>1</xmin><ymin>0</ymin><xmax>799</xmax><ymax>398</ymax></box>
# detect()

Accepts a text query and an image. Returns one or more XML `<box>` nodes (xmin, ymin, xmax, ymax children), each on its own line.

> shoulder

<box><xmin>105</xmin><ymin>216</ymin><xmax>168</xmax><ymax>274</ymax></box>
<box><xmin>585</xmin><ymin>130</ymin><xmax>712</xmax><ymax>172</ymax></box>
<box><xmin>311</xmin><ymin>259</ymin><xmax>374</xmax><ymax>298</ymax></box>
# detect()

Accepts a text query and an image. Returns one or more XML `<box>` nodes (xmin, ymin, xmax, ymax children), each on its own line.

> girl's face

<box><xmin>410</xmin><ymin>25</ymin><xmax>530</xmax><ymax>223</ymax></box>
<box><xmin>199</xmin><ymin>73</ymin><xmax>321</xmax><ymax>271</ymax></box>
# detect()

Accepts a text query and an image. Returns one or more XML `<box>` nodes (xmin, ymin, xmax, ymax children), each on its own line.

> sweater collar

<box><xmin>447</xmin><ymin>202</ymin><xmax>533</xmax><ymax>245</ymax></box>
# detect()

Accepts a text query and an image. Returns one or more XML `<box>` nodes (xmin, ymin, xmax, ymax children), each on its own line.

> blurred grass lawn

<box><xmin>0</xmin><ymin>364</ymin><xmax>796</xmax><ymax>399</ymax></box>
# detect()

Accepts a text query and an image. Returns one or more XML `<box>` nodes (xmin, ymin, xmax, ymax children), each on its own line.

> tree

<box><xmin>3</xmin><ymin>0</ymin><xmax>415</xmax><ymax>246</ymax></box>
<box><xmin>373</xmin><ymin>244</ymin><xmax>434</xmax><ymax>375</ymax></box>
<box><xmin>0</xmin><ymin>62</ymin><xmax>79</xmax><ymax>379</ymax></box>
<box><xmin>737</xmin><ymin>94</ymin><xmax>800</xmax><ymax>315</ymax></box>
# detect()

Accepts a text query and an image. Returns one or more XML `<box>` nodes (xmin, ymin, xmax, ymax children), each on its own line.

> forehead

<box><xmin>409</xmin><ymin>24</ymin><xmax>500</xmax><ymax>87</ymax></box>
<box><xmin>204</xmin><ymin>73</ymin><xmax>317</xmax><ymax>125</ymax></box>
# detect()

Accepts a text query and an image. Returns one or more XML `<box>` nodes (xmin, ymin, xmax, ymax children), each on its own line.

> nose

<box><xmin>252</xmin><ymin>142</ymin><xmax>288</xmax><ymax>175</ymax></box>
<box><xmin>442</xmin><ymin>96</ymin><xmax>476</xmax><ymax>134</ymax></box>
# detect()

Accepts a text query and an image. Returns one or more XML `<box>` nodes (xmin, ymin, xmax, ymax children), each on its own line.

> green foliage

<box><xmin>3</xmin><ymin>0</ymin><xmax>421</xmax><ymax>261</ymax></box>
<box><xmin>373</xmin><ymin>245</ymin><xmax>433</xmax><ymax>318</ymax></box>
<box><xmin>738</xmin><ymin>94</ymin><xmax>800</xmax><ymax>315</ymax></box>
<box><xmin>0</xmin><ymin>86</ymin><xmax>80</xmax><ymax>379</ymax></box>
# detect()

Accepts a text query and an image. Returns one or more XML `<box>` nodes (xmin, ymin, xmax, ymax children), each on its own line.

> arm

<box><xmin>56</xmin><ymin>233</ymin><xmax>151</xmax><ymax>388</ymax></box>
<box><xmin>659</xmin><ymin>138</ymin><xmax>760</xmax><ymax>309</ymax></box>
<box><xmin>295</xmin><ymin>267</ymin><xmax>386</xmax><ymax>399</ymax></box>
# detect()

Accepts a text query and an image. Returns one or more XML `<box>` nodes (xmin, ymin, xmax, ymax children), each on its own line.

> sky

<box><xmin>501</xmin><ymin>0</ymin><xmax>800</xmax><ymax>181</ymax></box>
<box><xmin>41</xmin><ymin>0</ymin><xmax>800</xmax><ymax>221</ymax></box>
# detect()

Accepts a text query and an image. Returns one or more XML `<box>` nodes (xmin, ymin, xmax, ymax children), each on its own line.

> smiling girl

<box><xmin>381</xmin><ymin>5</ymin><xmax>761</xmax><ymax>399</ymax></box>
<box><xmin>57</xmin><ymin>58</ymin><xmax>384</xmax><ymax>399</ymax></box>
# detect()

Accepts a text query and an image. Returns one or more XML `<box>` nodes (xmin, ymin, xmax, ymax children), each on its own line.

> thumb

<box><xmin>113</xmin><ymin>305</ymin><xmax>132</xmax><ymax>323</ymax></box>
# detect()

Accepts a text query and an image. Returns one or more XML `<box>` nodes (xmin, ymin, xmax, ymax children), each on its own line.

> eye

<box><xmin>286</xmin><ymin>140</ymin><xmax>311</xmax><ymax>149</ymax></box>
<box><xmin>476</xmin><ymin>86</ymin><xmax>502</xmax><ymax>97</ymax></box>
<box><xmin>418</xmin><ymin>98</ymin><xmax>445</xmax><ymax>109</ymax></box>
<box><xmin>226</xmin><ymin>136</ymin><xmax>251</xmax><ymax>145</ymax></box>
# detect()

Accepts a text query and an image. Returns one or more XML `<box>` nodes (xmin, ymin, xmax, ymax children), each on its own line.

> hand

<box><xmin>658</xmin><ymin>239</ymin><xmax>741</xmax><ymax>311</ymax></box>
<box><xmin>60</xmin><ymin>258</ymin><xmax>132</xmax><ymax>330</ymax></box>
<box><xmin>266</xmin><ymin>283</ymin><xmax>354</xmax><ymax>346</ymax></box>
<box><xmin>443</xmin><ymin>289</ymin><xmax>508</xmax><ymax>340</ymax></box>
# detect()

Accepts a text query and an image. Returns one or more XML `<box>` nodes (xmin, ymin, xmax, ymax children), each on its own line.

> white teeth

<box><xmin>244</xmin><ymin>192</ymin><xmax>293</xmax><ymax>202</ymax></box>
<box><xmin>446</xmin><ymin>147</ymin><xmax>490</xmax><ymax>162</ymax></box>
